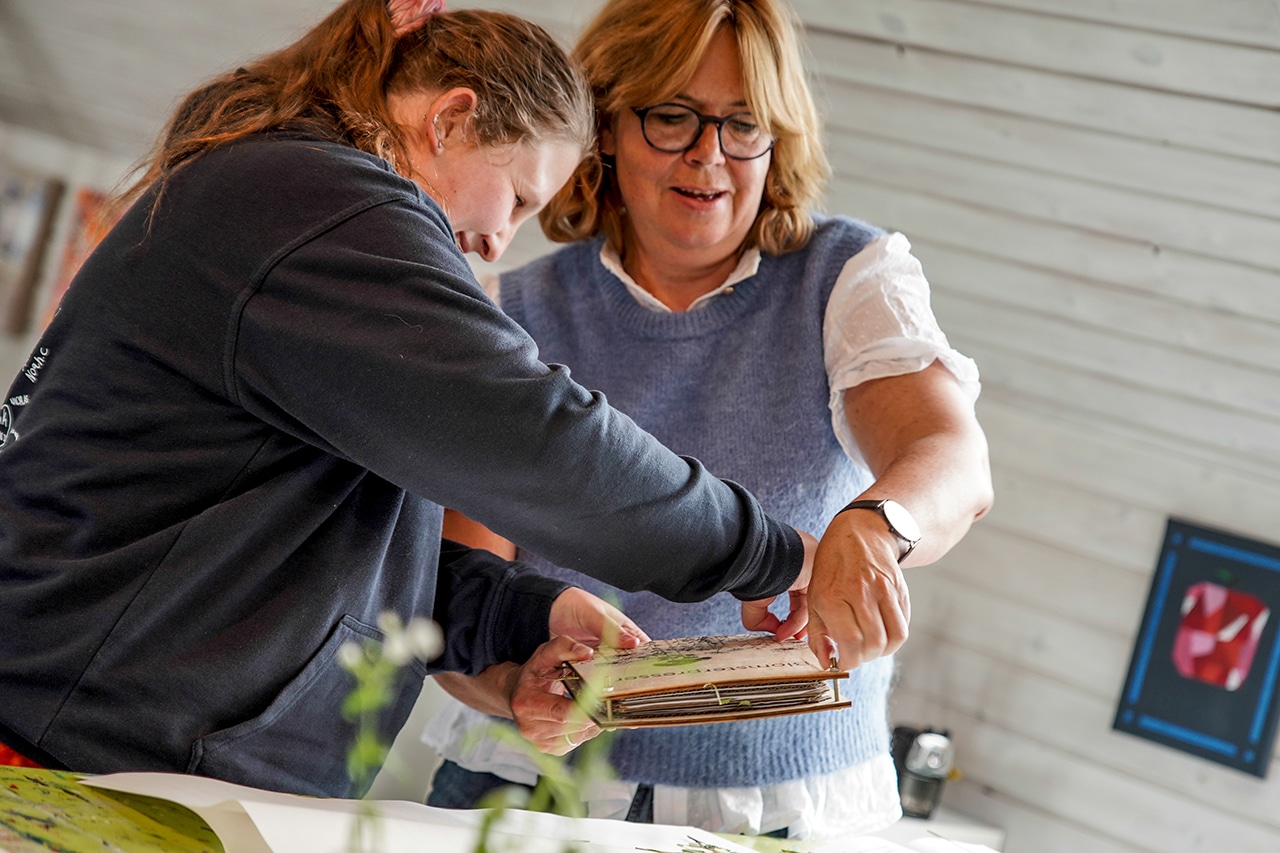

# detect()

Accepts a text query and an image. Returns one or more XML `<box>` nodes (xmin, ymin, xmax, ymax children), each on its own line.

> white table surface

<box><xmin>871</xmin><ymin>806</ymin><xmax>1007</xmax><ymax>850</ymax></box>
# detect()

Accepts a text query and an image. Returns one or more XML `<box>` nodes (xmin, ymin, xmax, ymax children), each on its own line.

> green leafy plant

<box><xmin>338</xmin><ymin>609</ymin><xmax>627</xmax><ymax>853</ymax></box>
<box><xmin>468</xmin><ymin>728</ymin><xmax>616</xmax><ymax>853</ymax></box>
<box><xmin>338</xmin><ymin>612</ymin><xmax>443</xmax><ymax>853</ymax></box>
<box><xmin>468</xmin><ymin>639</ymin><xmax>623</xmax><ymax>853</ymax></box>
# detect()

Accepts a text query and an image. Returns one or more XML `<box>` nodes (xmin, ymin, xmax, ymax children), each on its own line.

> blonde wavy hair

<box><xmin>539</xmin><ymin>0</ymin><xmax>829</xmax><ymax>257</ymax></box>
<box><xmin>113</xmin><ymin>0</ymin><xmax>593</xmax><ymax>218</ymax></box>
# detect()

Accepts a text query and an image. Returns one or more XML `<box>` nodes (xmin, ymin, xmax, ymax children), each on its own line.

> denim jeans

<box><xmin>426</xmin><ymin>759</ymin><xmax>527</xmax><ymax>808</ymax></box>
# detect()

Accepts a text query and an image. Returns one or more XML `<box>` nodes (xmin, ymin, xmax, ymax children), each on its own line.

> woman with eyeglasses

<box><xmin>423</xmin><ymin>0</ymin><xmax>993</xmax><ymax>839</ymax></box>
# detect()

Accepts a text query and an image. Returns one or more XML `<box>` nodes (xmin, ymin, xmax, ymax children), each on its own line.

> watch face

<box><xmin>882</xmin><ymin>500</ymin><xmax>921</xmax><ymax>543</ymax></box>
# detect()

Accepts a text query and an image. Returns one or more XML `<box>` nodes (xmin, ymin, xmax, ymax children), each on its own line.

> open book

<box><xmin>562</xmin><ymin>633</ymin><xmax>850</xmax><ymax>728</ymax></box>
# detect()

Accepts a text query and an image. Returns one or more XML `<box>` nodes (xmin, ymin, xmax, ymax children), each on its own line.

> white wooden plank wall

<box><xmin>3</xmin><ymin>0</ymin><xmax>1280</xmax><ymax>849</ymax></box>
<box><xmin>0</xmin><ymin>0</ymin><xmax>336</xmax><ymax>156</ymax></box>
<box><xmin>789</xmin><ymin>1</ymin><xmax>1280</xmax><ymax>850</ymax></box>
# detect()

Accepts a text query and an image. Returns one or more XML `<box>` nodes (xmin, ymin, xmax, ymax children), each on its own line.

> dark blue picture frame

<box><xmin>1114</xmin><ymin>518</ymin><xmax>1280</xmax><ymax>777</ymax></box>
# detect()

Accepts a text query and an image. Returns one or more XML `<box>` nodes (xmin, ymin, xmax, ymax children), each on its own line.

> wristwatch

<box><xmin>837</xmin><ymin>499</ymin><xmax>921</xmax><ymax>562</ymax></box>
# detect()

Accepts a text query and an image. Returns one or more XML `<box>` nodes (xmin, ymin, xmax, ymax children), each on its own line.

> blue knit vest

<box><xmin>499</xmin><ymin>215</ymin><xmax>892</xmax><ymax>787</ymax></box>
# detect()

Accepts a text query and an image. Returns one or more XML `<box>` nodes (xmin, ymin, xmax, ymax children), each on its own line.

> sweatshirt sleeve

<box><xmin>429</xmin><ymin>539</ymin><xmax>570</xmax><ymax>674</ymax></box>
<box><xmin>232</xmin><ymin>196</ymin><xmax>803</xmax><ymax>604</ymax></box>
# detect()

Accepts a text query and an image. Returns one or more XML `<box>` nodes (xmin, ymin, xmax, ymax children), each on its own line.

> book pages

<box><xmin>565</xmin><ymin>634</ymin><xmax>851</xmax><ymax>728</ymax></box>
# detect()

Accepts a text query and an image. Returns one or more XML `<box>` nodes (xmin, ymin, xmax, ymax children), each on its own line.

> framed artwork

<box><xmin>40</xmin><ymin>186</ymin><xmax>115</xmax><ymax>330</ymax></box>
<box><xmin>1114</xmin><ymin>517</ymin><xmax>1280</xmax><ymax>777</ymax></box>
<box><xmin>0</xmin><ymin>164</ymin><xmax>65</xmax><ymax>335</ymax></box>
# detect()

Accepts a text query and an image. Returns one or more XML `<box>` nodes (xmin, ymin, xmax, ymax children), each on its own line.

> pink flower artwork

<box><xmin>1172</xmin><ymin>581</ymin><xmax>1270</xmax><ymax>691</ymax></box>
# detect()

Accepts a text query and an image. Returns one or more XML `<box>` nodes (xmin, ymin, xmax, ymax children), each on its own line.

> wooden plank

<box><xmin>452</xmin><ymin>0</ymin><xmax>592</xmax><ymax>37</ymax></box>
<box><xmin>0</xmin><ymin>124</ymin><xmax>134</xmax><ymax>186</ymax></box>
<box><xmin>955</xmin><ymin>334</ymin><xmax>1280</xmax><ymax>470</ymax></box>
<box><xmin>891</xmin><ymin>688</ymin><xmax>1280</xmax><ymax>852</ymax></box>
<box><xmin>828</xmin><ymin>132</ymin><xmax>1280</xmax><ymax>272</ymax></box>
<box><xmin>12</xmin><ymin>0</ymin><xmax>588</xmax><ymax>159</ymax></box>
<box><xmin>895</xmin><ymin>642</ymin><xmax>1280</xmax><ymax>826</ymax></box>
<box><xmin>0</xmin><ymin>91</ymin><xmax>56</xmax><ymax>139</ymax></box>
<box><xmin>954</xmin><ymin>0</ymin><xmax>1280</xmax><ymax>50</ymax></box>
<box><xmin>908</xmin><ymin>571</ymin><xmax>1133</xmax><ymax>698</ymax></box>
<box><xmin>14</xmin><ymin>3</ymin><xmax>317</xmax><ymax>74</ymax></box>
<box><xmin>971</xmin><ymin>466</ymin><xmax>1167</xmax><ymax>574</ymax></box>
<box><xmin>0</xmin><ymin>19</ymin><xmax>265</xmax><ymax>157</ymax></box>
<box><xmin>976</xmin><ymin>398</ymin><xmax>1280</xmax><ymax>544</ymax></box>
<box><xmin>37</xmin><ymin>0</ymin><xmax>588</xmax><ymax>47</ymax></box>
<box><xmin>807</xmin><ymin>33</ymin><xmax>1280</xmax><ymax>163</ymax></box>
<box><xmin>827</xmin><ymin>179</ymin><xmax>1280</xmax><ymax>324</ymax></box>
<box><xmin>914</xmin><ymin>242</ymin><xmax>1280</xmax><ymax>369</ymax></box>
<box><xmin>936</xmin><ymin>292</ymin><xmax>1280</xmax><ymax>421</ymax></box>
<box><xmin>821</xmin><ymin>79</ymin><xmax>1280</xmax><ymax>221</ymax></box>
<box><xmin>16</xmin><ymin>0</ymin><xmax>331</xmax><ymax>48</ymax></box>
<box><xmin>792</xmin><ymin>0</ymin><xmax>1280</xmax><ymax>107</ymax></box>
<box><xmin>22</xmin><ymin>91</ymin><xmax>158</xmax><ymax>161</ymax></box>
<box><xmin>931</xmin><ymin>525</ymin><xmax>1151</xmax><ymax>635</ymax></box>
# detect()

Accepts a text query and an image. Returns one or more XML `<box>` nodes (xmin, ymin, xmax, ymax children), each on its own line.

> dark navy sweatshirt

<box><xmin>0</xmin><ymin>130</ymin><xmax>801</xmax><ymax>796</ymax></box>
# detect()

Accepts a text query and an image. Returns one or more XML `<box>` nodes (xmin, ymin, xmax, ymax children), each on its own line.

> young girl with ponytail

<box><xmin>0</xmin><ymin>0</ymin><xmax>814</xmax><ymax>797</ymax></box>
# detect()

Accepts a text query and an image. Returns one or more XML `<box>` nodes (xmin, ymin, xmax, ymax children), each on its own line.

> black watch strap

<box><xmin>836</xmin><ymin>498</ymin><xmax>921</xmax><ymax>563</ymax></box>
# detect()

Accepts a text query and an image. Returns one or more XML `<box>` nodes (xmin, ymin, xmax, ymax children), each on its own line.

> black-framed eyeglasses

<box><xmin>631</xmin><ymin>103</ymin><xmax>775</xmax><ymax>161</ymax></box>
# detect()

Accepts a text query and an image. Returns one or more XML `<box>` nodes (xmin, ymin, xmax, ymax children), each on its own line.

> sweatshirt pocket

<box><xmin>187</xmin><ymin>614</ymin><xmax>418</xmax><ymax>797</ymax></box>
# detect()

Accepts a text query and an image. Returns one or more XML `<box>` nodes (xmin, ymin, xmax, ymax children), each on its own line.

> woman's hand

<box><xmin>806</xmin><ymin>510</ymin><xmax>910</xmax><ymax>670</ymax></box>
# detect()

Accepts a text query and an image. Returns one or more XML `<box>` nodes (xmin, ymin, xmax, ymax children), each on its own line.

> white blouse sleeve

<box><xmin>823</xmin><ymin>232</ymin><xmax>981</xmax><ymax>468</ymax></box>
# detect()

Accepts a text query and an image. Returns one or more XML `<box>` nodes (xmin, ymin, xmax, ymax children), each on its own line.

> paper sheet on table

<box><xmin>83</xmin><ymin>772</ymin><xmax>759</xmax><ymax>853</ymax></box>
<box><xmin>812</xmin><ymin>835</ymin><xmax>1000</xmax><ymax>853</ymax></box>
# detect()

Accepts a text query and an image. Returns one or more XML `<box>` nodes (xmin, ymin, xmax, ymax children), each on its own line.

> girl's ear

<box><xmin>426</xmin><ymin>87</ymin><xmax>479</xmax><ymax>150</ymax></box>
<box><xmin>599</xmin><ymin>118</ymin><xmax>616</xmax><ymax>157</ymax></box>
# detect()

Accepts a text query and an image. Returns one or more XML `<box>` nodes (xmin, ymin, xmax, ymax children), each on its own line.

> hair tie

<box><xmin>388</xmin><ymin>0</ymin><xmax>446</xmax><ymax>37</ymax></box>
